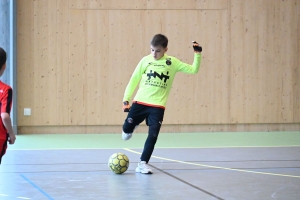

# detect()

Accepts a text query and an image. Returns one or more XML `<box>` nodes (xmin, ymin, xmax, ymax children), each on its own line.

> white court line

<box><xmin>124</xmin><ymin>148</ymin><xmax>300</xmax><ymax>179</ymax></box>
<box><xmin>0</xmin><ymin>194</ymin><xmax>31</xmax><ymax>199</ymax></box>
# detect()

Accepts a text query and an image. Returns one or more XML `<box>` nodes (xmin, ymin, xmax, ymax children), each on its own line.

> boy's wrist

<box><xmin>123</xmin><ymin>101</ymin><xmax>130</xmax><ymax>112</ymax></box>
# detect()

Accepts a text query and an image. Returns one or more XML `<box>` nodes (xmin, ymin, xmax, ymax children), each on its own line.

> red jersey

<box><xmin>0</xmin><ymin>81</ymin><xmax>12</xmax><ymax>140</ymax></box>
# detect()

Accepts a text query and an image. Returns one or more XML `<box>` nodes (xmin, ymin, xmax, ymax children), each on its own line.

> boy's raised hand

<box><xmin>192</xmin><ymin>41</ymin><xmax>202</xmax><ymax>53</ymax></box>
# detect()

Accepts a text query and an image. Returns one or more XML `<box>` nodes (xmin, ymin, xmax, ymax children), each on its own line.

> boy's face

<box><xmin>150</xmin><ymin>45</ymin><xmax>167</xmax><ymax>60</ymax></box>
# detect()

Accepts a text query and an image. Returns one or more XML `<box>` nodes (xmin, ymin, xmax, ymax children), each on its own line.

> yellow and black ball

<box><xmin>108</xmin><ymin>153</ymin><xmax>129</xmax><ymax>174</ymax></box>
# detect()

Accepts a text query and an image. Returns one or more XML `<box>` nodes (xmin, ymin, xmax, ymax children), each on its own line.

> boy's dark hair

<box><xmin>150</xmin><ymin>34</ymin><xmax>168</xmax><ymax>48</ymax></box>
<box><xmin>0</xmin><ymin>47</ymin><xmax>7</xmax><ymax>69</ymax></box>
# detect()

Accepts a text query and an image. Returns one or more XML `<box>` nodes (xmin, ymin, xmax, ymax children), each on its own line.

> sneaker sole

<box><xmin>135</xmin><ymin>169</ymin><xmax>153</xmax><ymax>174</ymax></box>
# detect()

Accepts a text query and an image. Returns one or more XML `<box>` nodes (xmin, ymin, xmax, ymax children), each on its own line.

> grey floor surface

<box><xmin>1</xmin><ymin>147</ymin><xmax>300</xmax><ymax>200</ymax></box>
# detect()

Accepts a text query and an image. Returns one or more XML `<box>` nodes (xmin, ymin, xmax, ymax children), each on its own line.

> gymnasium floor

<box><xmin>0</xmin><ymin>132</ymin><xmax>300</xmax><ymax>200</ymax></box>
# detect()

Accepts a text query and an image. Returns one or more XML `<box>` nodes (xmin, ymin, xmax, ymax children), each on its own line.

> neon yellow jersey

<box><xmin>123</xmin><ymin>53</ymin><xmax>202</xmax><ymax>107</ymax></box>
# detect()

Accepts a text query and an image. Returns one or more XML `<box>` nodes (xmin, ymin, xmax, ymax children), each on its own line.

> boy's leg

<box><xmin>0</xmin><ymin>138</ymin><xmax>8</xmax><ymax>164</ymax></box>
<box><xmin>136</xmin><ymin>107</ymin><xmax>164</xmax><ymax>174</ymax></box>
<box><xmin>122</xmin><ymin>103</ymin><xmax>147</xmax><ymax>140</ymax></box>
<box><xmin>140</xmin><ymin>114</ymin><xmax>163</xmax><ymax>162</ymax></box>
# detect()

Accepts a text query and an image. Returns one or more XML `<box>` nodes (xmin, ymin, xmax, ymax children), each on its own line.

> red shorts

<box><xmin>0</xmin><ymin>137</ymin><xmax>8</xmax><ymax>164</ymax></box>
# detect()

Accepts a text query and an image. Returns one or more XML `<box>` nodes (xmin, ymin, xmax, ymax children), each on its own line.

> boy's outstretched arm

<box><xmin>176</xmin><ymin>41</ymin><xmax>202</xmax><ymax>74</ymax></box>
<box><xmin>1</xmin><ymin>113</ymin><xmax>16</xmax><ymax>144</ymax></box>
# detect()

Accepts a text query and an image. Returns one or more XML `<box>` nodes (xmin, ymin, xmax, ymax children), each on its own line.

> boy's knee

<box><xmin>123</xmin><ymin>124</ymin><xmax>134</xmax><ymax>134</ymax></box>
<box><xmin>149</xmin><ymin>123</ymin><xmax>161</xmax><ymax>137</ymax></box>
<box><xmin>123</xmin><ymin>118</ymin><xmax>137</xmax><ymax>133</ymax></box>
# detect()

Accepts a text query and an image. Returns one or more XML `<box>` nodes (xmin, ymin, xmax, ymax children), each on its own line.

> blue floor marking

<box><xmin>20</xmin><ymin>174</ymin><xmax>54</xmax><ymax>200</ymax></box>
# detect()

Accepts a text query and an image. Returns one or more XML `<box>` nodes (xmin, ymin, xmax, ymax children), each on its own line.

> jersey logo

<box><xmin>166</xmin><ymin>58</ymin><xmax>172</xmax><ymax>65</ymax></box>
<box><xmin>147</xmin><ymin>70</ymin><xmax>170</xmax><ymax>83</ymax></box>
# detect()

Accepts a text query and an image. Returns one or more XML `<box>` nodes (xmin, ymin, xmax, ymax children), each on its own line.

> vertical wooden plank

<box><xmin>46</xmin><ymin>0</ymin><xmax>59</xmax><ymax>125</ymax></box>
<box><xmin>274</xmin><ymin>0</ymin><xmax>298</xmax><ymax>122</ymax></box>
<box><xmin>243</xmin><ymin>1</ymin><xmax>259</xmax><ymax>123</ymax></box>
<box><xmin>295</xmin><ymin>0</ymin><xmax>300</xmax><ymax>122</ymax></box>
<box><xmin>68</xmin><ymin>9</ymin><xmax>87</xmax><ymax>125</ymax></box>
<box><xmin>230</xmin><ymin>0</ymin><xmax>244</xmax><ymax>123</ymax></box>
<box><xmin>32</xmin><ymin>0</ymin><xmax>54</xmax><ymax>125</ymax></box>
<box><xmin>17</xmin><ymin>0</ymin><xmax>34</xmax><ymax>126</ymax></box>
<box><xmin>264</xmin><ymin>0</ymin><xmax>297</xmax><ymax>123</ymax></box>
<box><xmin>230</xmin><ymin>0</ymin><xmax>259</xmax><ymax>123</ymax></box>
<box><xmin>56</xmin><ymin>0</ymin><xmax>70</xmax><ymax>125</ymax></box>
<box><xmin>227</xmin><ymin>0</ymin><xmax>232</xmax><ymax>124</ymax></box>
<box><xmin>85</xmin><ymin>10</ymin><xmax>110</xmax><ymax>125</ymax></box>
<box><xmin>256</xmin><ymin>0</ymin><xmax>275</xmax><ymax>123</ymax></box>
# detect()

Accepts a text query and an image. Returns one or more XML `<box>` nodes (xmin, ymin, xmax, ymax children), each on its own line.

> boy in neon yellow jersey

<box><xmin>122</xmin><ymin>34</ymin><xmax>202</xmax><ymax>174</ymax></box>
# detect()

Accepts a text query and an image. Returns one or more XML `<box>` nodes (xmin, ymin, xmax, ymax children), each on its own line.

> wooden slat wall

<box><xmin>17</xmin><ymin>0</ymin><xmax>300</xmax><ymax>133</ymax></box>
<box><xmin>17</xmin><ymin>0</ymin><xmax>70</xmax><ymax>126</ymax></box>
<box><xmin>230</xmin><ymin>0</ymin><xmax>300</xmax><ymax>123</ymax></box>
<box><xmin>70</xmin><ymin>0</ymin><xmax>228</xmax><ymax>10</ymax></box>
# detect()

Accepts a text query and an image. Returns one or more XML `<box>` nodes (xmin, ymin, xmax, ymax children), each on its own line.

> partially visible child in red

<box><xmin>0</xmin><ymin>47</ymin><xmax>16</xmax><ymax>164</ymax></box>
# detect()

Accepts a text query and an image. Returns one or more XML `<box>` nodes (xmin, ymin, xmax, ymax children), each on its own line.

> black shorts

<box><xmin>123</xmin><ymin>103</ymin><xmax>165</xmax><ymax>133</ymax></box>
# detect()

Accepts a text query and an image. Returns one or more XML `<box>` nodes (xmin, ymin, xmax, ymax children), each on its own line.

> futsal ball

<box><xmin>108</xmin><ymin>153</ymin><xmax>129</xmax><ymax>174</ymax></box>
